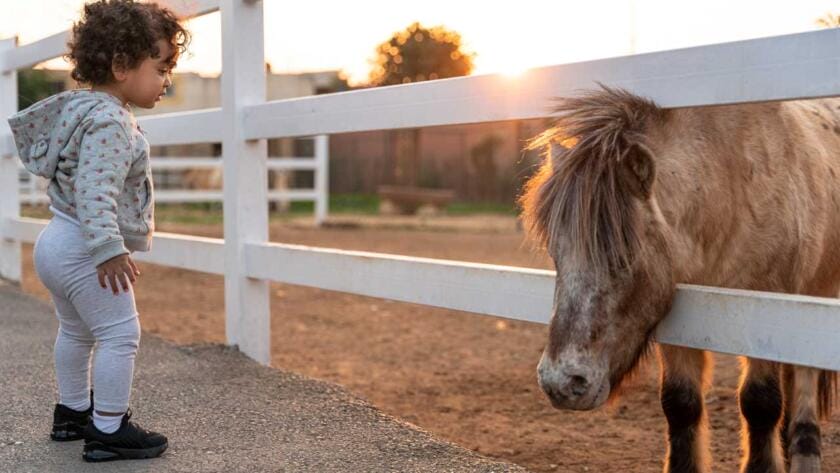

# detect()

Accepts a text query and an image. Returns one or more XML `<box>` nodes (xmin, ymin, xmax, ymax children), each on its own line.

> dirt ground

<box><xmin>18</xmin><ymin>216</ymin><xmax>840</xmax><ymax>472</ymax></box>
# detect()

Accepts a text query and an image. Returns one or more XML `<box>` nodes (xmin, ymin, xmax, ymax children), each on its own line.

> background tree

<box><xmin>368</xmin><ymin>22</ymin><xmax>475</xmax><ymax>87</ymax></box>
<box><xmin>816</xmin><ymin>13</ymin><xmax>840</xmax><ymax>27</ymax></box>
<box><xmin>18</xmin><ymin>69</ymin><xmax>55</xmax><ymax>109</ymax></box>
<box><xmin>368</xmin><ymin>22</ymin><xmax>475</xmax><ymax>188</ymax></box>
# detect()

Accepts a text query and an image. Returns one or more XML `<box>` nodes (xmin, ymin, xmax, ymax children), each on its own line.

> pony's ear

<box><xmin>619</xmin><ymin>142</ymin><xmax>655</xmax><ymax>199</ymax></box>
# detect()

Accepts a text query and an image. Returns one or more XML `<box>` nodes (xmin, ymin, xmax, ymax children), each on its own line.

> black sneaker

<box><xmin>51</xmin><ymin>391</ymin><xmax>93</xmax><ymax>442</ymax></box>
<box><xmin>82</xmin><ymin>409</ymin><xmax>168</xmax><ymax>462</ymax></box>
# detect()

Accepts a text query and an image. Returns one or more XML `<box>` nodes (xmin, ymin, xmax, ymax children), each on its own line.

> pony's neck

<box><xmin>648</xmin><ymin>100</ymin><xmax>840</xmax><ymax>291</ymax></box>
<box><xmin>649</xmin><ymin>109</ymin><xmax>753</xmax><ymax>286</ymax></box>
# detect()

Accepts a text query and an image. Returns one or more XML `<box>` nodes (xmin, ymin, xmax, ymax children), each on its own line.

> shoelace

<box><xmin>121</xmin><ymin>408</ymin><xmax>156</xmax><ymax>437</ymax></box>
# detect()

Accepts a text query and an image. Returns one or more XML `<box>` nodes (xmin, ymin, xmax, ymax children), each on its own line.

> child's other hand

<box><xmin>96</xmin><ymin>254</ymin><xmax>141</xmax><ymax>295</ymax></box>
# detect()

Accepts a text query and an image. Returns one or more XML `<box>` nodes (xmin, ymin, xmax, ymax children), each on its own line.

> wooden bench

<box><xmin>376</xmin><ymin>185</ymin><xmax>456</xmax><ymax>215</ymax></box>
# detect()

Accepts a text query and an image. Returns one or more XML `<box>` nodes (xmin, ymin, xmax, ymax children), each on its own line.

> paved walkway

<box><xmin>0</xmin><ymin>280</ymin><xmax>528</xmax><ymax>473</ymax></box>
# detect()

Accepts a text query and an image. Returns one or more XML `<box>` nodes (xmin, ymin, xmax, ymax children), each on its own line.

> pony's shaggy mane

<box><xmin>518</xmin><ymin>84</ymin><xmax>667</xmax><ymax>274</ymax></box>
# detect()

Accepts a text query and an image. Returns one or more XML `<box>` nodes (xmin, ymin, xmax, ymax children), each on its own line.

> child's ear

<box><xmin>111</xmin><ymin>53</ymin><xmax>130</xmax><ymax>82</ymax></box>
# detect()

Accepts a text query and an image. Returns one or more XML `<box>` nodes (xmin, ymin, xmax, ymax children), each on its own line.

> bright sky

<box><xmin>0</xmin><ymin>0</ymin><xmax>836</xmax><ymax>86</ymax></box>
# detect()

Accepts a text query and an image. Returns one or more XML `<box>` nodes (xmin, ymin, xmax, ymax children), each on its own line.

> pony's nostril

<box><xmin>569</xmin><ymin>375</ymin><xmax>589</xmax><ymax>397</ymax></box>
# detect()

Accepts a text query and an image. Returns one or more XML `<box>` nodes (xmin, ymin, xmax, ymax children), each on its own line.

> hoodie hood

<box><xmin>7</xmin><ymin>88</ymin><xmax>127</xmax><ymax>179</ymax></box>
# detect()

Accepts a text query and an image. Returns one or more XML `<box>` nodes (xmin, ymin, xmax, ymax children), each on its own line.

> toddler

<box><xmin>7</xmin><ymin>0</ymin><xmax>189</xmax><ymax>462</ymax></box>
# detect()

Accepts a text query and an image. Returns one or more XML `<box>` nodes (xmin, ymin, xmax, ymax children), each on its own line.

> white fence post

<box><xmin>0</xmin><ymin>37</ymin><xmax>20</xmax><ymax>285</ymax></box>
<box><xmin>314</xmin><ymin>134</ymin><xmax>329</xmax><ymax>225</ymax></box>
<box><xmin>220</xmin><ymin>0</ymin><xmax>271</xmax><ymax>364</ymax></box>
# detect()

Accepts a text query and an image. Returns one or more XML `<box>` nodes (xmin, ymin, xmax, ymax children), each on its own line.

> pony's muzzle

<box><xmin>537</xmin><ymin>352</ymin><xmax>609</xmax><ymax>410</ymax></box>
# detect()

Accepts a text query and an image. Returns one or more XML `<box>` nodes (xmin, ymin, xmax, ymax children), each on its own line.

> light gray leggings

<box><xmin>33</xmin><ymin>209</ymin><xmax>140</xmax><ymax>413</ymax></box>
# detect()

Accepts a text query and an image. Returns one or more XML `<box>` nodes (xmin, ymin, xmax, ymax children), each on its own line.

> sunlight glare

<box><xmin>499</xmin><ymin>64</ymin><xmax>530</xmax><ymax>78</ymax></box>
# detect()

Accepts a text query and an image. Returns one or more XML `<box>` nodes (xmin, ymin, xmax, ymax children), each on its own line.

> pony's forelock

<box><xmin>518</xmin><ymin>84</ymin><xmax>666</xmax><ymax>275</ymax></box>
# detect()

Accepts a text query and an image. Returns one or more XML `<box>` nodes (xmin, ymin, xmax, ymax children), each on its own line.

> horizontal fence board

<box><xmin>0</xmin><ymin>217</ymin><xmax>224</xmax><ymax>274</ymax></box>
<box><xmin>0</xmin><ymin>0</ymin><xmax>219</xmax><ymax>73</ymax></box>
<box><xmin>158</xmin><ymin>0</ymin><xmax>220</xmax><ymax>18</ymax></box>
<box><xmin>16</xmin><ymin>189</ymin><xmax>318</xmax><ymax>204</ymax></box>
<box><xmin>137</xmin><ymin>108</ymin><xmax>223</xmax><ymax>146</ymax></box>
<box><xmin>149</xmin><ymin>157</ymin><xmax>317</xmax><ymax>170</ymax></box>
<box><xmin>242</xmin><ymin>28</ymin><xmax>840</xmax><ymax>139</ymax></box>
<box><xmin>4</xmin><ymin>30</ymin><xmax>839</xmax><ymax>145</ymax></box>
<box><xmin>1</xmin><ymin>109</ymin><xmax>222</xmax><ymax>151</ymax></box>
<box><xmin>655</xmin><ymin>285</ymin><xmax>840</xmax><ymax>371</ymax></box>
<box><xmin>0</xmin><ymin>217</ymin><xmax>45</xmax><ymax>245</ymax></box>
<box><xmin>17</xmin><ymin>195</ymin><xmax>48</xmax><ymax>204</ymax></box>
<box><xmin>13</xmin><ymin>157</ymin><xmax>315</xmax><ymax>171</ymax></box>
<box><xmin>243</xmin><ymin>241</ymin><xmax>557</xmax><ymax>324</ymax></box>
<box><xmin>266</xmin><ymin>189</ymin><xmax>317</xmax><ymax>200</ymax></box>
<box><xmin>0</xmin><ymin>30</ymin><xmax>68</xmax><ymax>73</ymax></box>
<box><xmin>0</xmin><ymin>134</ymin><xmax>16</xmax><ymax>158</ymax></box>
<box><xmin>129</xmin><ymin>230</ymin><xmax>225</xmax><ymax>274</ymax></box>
<box><xmin>242</xmin><ymin>241</ymin><xmax>840</xmax><ymax>370</ymax></box>
<box><xmin>266</xmin><ymin>159</ymin><xmax>319</xmax><ymax>171</ymax></box>
<box><xmin>155</xmin><ymin>189</ymin><xmax>316</xmax><ymax>202</ymax></box>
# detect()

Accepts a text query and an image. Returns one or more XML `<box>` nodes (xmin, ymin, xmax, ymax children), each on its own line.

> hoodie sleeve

<box><xmin>73</xmin><ymin>116</ymin><xmax>133</xmax><ymax>267</ymax></box>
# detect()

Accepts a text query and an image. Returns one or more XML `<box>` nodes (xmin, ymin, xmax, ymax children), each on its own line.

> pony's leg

<box><xmin>737</xmin><ymin>358</ymin><xmax>784</xmax><ymax>473</ymax></box>
<box><xmin>658</xmin><ymin>344</ymin><xmax>712</xmax><ymax>473</ymax></box>
<box><xmin>780</xmin><ymin>363</ymin><xmax>795</xmax><ymax>467</ymax></box>
<box><xmin>787</xmin><ymin>366</ymin><xmax>822</xmax><ymax>473</ymax></box>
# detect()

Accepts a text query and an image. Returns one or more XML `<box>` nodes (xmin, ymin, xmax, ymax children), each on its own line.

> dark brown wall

<box><xmin>324</xmin><ymin>119</ymin><xmax>549</xmax><ymax>202</ymax></box>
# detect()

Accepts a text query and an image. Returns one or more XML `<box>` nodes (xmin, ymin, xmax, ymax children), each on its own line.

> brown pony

<box><xmin>518</xmin><ymin>84</ymin><xmax>840</xmax><ymax>473</ymax></box>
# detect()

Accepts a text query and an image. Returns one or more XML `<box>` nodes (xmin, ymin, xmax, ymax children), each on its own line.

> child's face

<box><xmin>116</xmin><ymin>39</ymin><xmax>177</xmax><ymax>109</ymax></box>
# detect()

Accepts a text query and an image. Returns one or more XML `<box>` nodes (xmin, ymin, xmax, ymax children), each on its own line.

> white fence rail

<box><xmin>16</xmin><ymin>142</ymin><xmax>330</xmax><ymax>224</ymax></box>
<box><xmin>1</xmin><ymin>0</ymin><xmax>839</xmax><ymax>368</ymax></box>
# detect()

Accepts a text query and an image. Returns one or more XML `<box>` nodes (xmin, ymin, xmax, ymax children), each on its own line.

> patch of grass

<box><xmin>156</xmin><ymin>202</ymin><xmax>224</xmax><ymax>225</ymax></box>
<box><xmin>287</xmin><ymin>193</ymin><xmax>380</xmax><ymax>215</ymax></box>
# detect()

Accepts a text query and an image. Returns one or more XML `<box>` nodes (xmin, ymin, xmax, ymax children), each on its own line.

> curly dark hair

<box><xmin>65</xmin><ymin>0</ymin><xmax>191</xmax><ymax>85</ymax></box>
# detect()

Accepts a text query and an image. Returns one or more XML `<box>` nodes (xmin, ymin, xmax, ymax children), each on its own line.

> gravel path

<box><xmin>0</xmin><ymin>280</ymin><xmax>528</xmax><ymax>473</ymax></box>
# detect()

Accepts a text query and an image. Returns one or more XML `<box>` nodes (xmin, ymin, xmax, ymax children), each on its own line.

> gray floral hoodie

<box><xmin>7</xmin><ymin>88</ymin><xmax>154</xmax><ymax>267</ymax></box>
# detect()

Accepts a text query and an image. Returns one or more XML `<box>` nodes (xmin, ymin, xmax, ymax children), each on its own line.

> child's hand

<box><xmin>96</xmin><ymin>254</ymin><xmax>141</xmax><ymax>295</ymax></box>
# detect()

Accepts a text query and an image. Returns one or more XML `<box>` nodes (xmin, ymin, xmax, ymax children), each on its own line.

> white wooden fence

<box><xmin>16</xmin><ymin>145</ymin><xmax>330</xmax><ymax>224</ymax></box>
<box><xmin>1</xmin><ymin>0</ymin><xmax>839</xmax><ymax>369</ymax></box>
